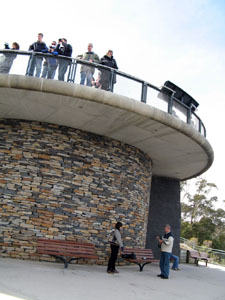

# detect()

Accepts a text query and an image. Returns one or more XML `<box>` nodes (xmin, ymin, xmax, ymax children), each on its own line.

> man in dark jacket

<box><xmin>100</xmin><ymin>50</ymin><xmax>118</xmax><ymax>91</ymax></box>
<box><xmin>27</xmin><ymin>33</ymin><xmax>48</xmax><ymax>77</ymax></box>
<box><xmin>55</xmin><ymin>38</ymin><xmax>72</xmax><ymax>81</ymax></box>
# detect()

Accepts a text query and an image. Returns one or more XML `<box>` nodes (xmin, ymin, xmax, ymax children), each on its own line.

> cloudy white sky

<box><xmin>1</xmin><ymin>0</ymin><xmax>225</xmax><ymax>207</ymax></box>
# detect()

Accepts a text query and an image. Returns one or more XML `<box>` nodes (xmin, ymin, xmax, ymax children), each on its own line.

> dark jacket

<box><xmin>55</xmin><ymin>43</ymin><xmax>72</xmax><ymax>57</ymax></box>
<box><xmin>100</xmin><ymin>55</ymin><xmax>118</xmax><ymax>70</ymax></box>
<box><xmin>42</xmin><ymin>49</ymin><xmax>58</xmax><ymax>67</ymax></box>
<box><xmin>29</xmin><ymin>41</ymin><xmax>48</xmax><ymax>52</ymax></box>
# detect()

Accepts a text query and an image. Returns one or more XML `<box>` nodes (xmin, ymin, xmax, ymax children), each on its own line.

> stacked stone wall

<box><xmin>0</xmin><ymin>120</ymin><xmax>152</xmax><ymax>264</ymax></box>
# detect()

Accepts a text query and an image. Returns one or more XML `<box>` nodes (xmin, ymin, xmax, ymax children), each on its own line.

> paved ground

<box><xmin>0</xmin><ymin>258</ymin><xmax>225</xmax><ymax>300</ymax></box>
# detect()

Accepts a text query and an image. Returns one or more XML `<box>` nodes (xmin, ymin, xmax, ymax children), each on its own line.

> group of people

<box><xmin>108</xmin><ymin>222</ymin><xmax>179</xmax><ymax>279</ymax></box>
<box><xmin>0</xmin><ymin>33</ymin><xmax>118</xmax><ymax>91</ymax></box>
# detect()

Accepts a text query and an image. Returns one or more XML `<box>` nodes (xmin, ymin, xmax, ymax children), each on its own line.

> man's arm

<box><xmin>162</xmin><ymin>236</ymin><xmax>173</xmax><ymax>246</ymax></box>
<box><xmin>66</xmin><ymin>44</ymin><xmax>73</xmax><ymax>57</ymax></box>
<box><xmin>114</xmin><ymin>230</ymin><xmax>123</xmax><ymax>248</ymax></box>
<box><xmin>76</xmin><ymin>53</ymin><xmax>83</xmax><ymax>59</ymax></box>
<box><xmin>114</xmin><ymin>59</ymin><xmax>118</xmax><ymax>70</ymax></box>
<box><xmin>29</xmin><ymin>43</ymin><xmax>34</xmax><ymax>51</ymax></box>
<box><xmin>93</xmin><ymin>54</ymin><xmax>100</xmax><ymax>63</ymax></box>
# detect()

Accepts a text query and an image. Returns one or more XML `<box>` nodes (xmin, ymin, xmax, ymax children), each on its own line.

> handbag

<box><xmin>121</xmin><ymin>253</ymin><xmax>136</xmax><ymax>259</ymax></box>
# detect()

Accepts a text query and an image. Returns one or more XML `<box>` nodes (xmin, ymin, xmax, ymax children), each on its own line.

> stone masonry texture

<box><xmin>0</xmin><ymin>119</ymin><xmax>152</xmax><ymax>264</ymax></box>
<box><xmin>146</xmin><ymin>175</ymin><xmax>181</xmax><ymax>259</ymax></box>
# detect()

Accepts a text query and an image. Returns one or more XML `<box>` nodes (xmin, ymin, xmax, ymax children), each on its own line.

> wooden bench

<box><xmin>189</xmin><ymin>250</ymin><xmax>209</xmax><ymax>267</ymax></box>
<box><xmin>122</xmin><ymin>248</ymin><xmax>159</xmax><ymax>271</ymax></box>
<box><xmin>37</xmin><ymin>239</ymin><xmax>98</xmax><ymax>268</ymax></box>
<box><xmin>189</xmin><ymin>250</ymin><xmax>200</xmax><ymax>266</ymax></box>
<box><xmin>199</xmin><ymin>252</ymin><xmax>210</xmax><ymax>266</ymax></box>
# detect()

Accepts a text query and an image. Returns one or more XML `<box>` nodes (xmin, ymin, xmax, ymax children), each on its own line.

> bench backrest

<box><xmin>189</xmin><ymin>250</ymin><xmax>199</xmax><ymax>258</ymax></box>
<box><xmin>199</xmin><ymin>252</ymin><xmax>208</xmax><ymax>259</ymax></box>
<box><xmin>123</xmin><ymin>248</ymin><xmax>155</xmax><ymax>260</ymax></box>
<box><xmin>37</xmin><ymin>239</ymin><xmax>96</xmax><ymax>256</ymax></box>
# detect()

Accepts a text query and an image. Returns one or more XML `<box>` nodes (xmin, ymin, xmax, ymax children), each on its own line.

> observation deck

<box><xmin>0</xmin><ymin>50</ymin><xmax>214</xmax><ymax>180</ymax></box>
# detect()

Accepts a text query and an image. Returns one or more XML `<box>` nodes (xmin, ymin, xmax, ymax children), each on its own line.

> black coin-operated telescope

<box><xmin>160</xmin><ymin>81</ymin><xmax>199</xmax><ymax>112</ymax></box>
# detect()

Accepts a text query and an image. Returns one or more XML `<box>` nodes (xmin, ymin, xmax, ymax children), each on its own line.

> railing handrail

<box><xmin>180</xmin><ymin>237</ymin><xmax>225</xmax><ymax>254</ymax></box>
<box><xmin>0</xmin><ymin>49</ymin><xmax>207</xmax><ymax>137</ymax></box>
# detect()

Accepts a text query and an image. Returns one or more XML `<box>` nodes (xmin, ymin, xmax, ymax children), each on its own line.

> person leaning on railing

<box><xmin>55</xmin><ymin>38</ymin><xmax>72</xmax><ymax>81</ymax></box>
<box><xmin>77</xmin><ymin>43</ymin><xmax>100</xmax><ymax>87</ymax></box>
<box><xmin>100</xmin><ymin>50</ymin><xmax>118</xmax><ymax>91</ymax></box>
<box><xmin>41</xmin><ymin>41</ymin><xmax>58</xmax><ymax>80</ymax></box>
<box><xmin>0</xmin><ymin>42</ymin><xmax>20</xmax><ymax>74</ymax></box>
<box><xmin>27</xmin><ymin>33</ymin><xmax>48</xmax><ymax>77</ymax></box>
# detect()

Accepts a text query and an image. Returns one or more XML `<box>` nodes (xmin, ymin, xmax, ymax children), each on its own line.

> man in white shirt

<box><xmin>157</xmin><ymin>224</ymin><xmax>174</xmax><ymax>279</ymax></box>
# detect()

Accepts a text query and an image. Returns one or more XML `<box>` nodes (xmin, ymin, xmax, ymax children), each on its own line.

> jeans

<box><xmin>160</xmin><ymin>252</ymin><xmax>171</xmax><ymax>278</ymax></box>
<box><xmin>107</xmin><ymin>244</ymin><xmax>119</xmax><ymax>272</ymax></box>
<box><xmin>80</xmin><ymin>70</ymin><xmax>93</xmax><ymax>86</ymax></box>
<box><xmin>41</xmin><ymin>61</ymin><xmax>48</xmax><ymax>78</ymax></box>
<box><xmin>28</xmin><ymin>56</ymin><xmax>43</xmax><ymax>77</ymax></box>
<box><xmin>47</xmin><ymin>65</ymin><xmax>57</xmax><ymax>79</ymax></box>
<box><xmin>0</xmin><ymin>54</ymin><xmax>16</xmax><ymax>74</ymax></box>
<box><xmin>170</xmin><ymin>253</ymin><xmax>179</xmax><ymax>269</ymax></box>
<box><xmin>58</xmin><ymin>59</ymin><xmax>70</xmax><ymax>81</ymax></box>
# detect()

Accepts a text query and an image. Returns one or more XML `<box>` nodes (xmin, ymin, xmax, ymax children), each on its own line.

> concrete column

<box><xmin>146</xmin><ymin>176</ymin><xmax>181</xmax><ymax>259</ymax></box>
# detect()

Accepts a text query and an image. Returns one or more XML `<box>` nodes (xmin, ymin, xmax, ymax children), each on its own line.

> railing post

<box><xmin>72</xmin><ymin>60</ymin><xmax>77</xmax><ymax>83</ymax></box>
<box><xmin>67</xmin><ymin>59</ymin><xmax>77</xmax><ymax>83</ymax></box>
<box><xmin>67</xmin><ymin>59</ymin><xmax>73</xmax><ymax>83</ymax></box>
<box><xmin>141</xmin><ymin>82</ymin><xmax>148</xmax><ymax>103</ymax></box>
<box><xmin>109</xmin><ymin>69</ymin><xmax>115</xmax><ymax>92</ymax></box>
<box><xmin>187</xmin><ymin>107</ymin><xmax>192</xmax><ymax>124</ymax></box>
<box><xmin>168</xmin><ymin>91</ymin><xmax>175</xmax><ymax>114</ymax></box>
<box><xmin>203</xmin><ymin>126</ymin><xmax>207</xmax><ymax>138</ymax></box>
<box><xmin>198</xmin><ymin>119</ymin><xmax>202</xmax><ymax>134</ymax></box>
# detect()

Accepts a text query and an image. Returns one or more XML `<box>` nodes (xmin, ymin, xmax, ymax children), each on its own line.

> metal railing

<box><xmin>180</xmin><ymin>237</ymin><xmax>225</xmax><ymax>266</ymax></box>
<box><xmin>0</xmin><ymin>50</ymin><xmax>206</xmax><ymax>137</ymax></box>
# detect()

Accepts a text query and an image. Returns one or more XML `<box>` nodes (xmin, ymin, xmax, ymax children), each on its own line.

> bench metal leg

<box><xmin>52</xmin><ymin>255</ymin><xmax>68</xmax><ymax>268</ymax></box>
<box><xmin>51</xmin><ymin>256</ymin><xmax>83</xmax><ymax>268</ymax></box>
<box><xmin>195</xmin><ymin>258</ymin><xmax>199</xmax><ymax>266</ymax></box>
<box><xmin>135</xmin><ymin>262</ymin><xmax>151</xmax><ymax>272</ymax></box>
<box><xmin>68</xmin><ymin>258</ymin><xmax>81</xmax><ymax>264</ymax></box>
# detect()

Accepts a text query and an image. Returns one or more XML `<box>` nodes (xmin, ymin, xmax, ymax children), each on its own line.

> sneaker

<box><xmin>172</xmin><ymin>268</ymin><xmax>180</xmax><ymax>271</ymax></box>
<box><xmin>113</xmin><ymin>270</ymin><xmax>119</xmax><ymax>274</ymax></box>
<box><xmin>107</xmin><ymin>270</ymin><xmax>114</xmax><ymax>274</ymax></box>
<box><xmin>161</xmin><ymin>275</ymin><xmax>169</xmax><ymax>279</ymax></box>
<box><xmin>157</xmin><ymin>274</ymin><xmax>163</xmax><ymax>277</ymax></box>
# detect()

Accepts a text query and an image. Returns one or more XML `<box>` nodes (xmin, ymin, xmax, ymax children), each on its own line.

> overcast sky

<box><xmin>1</xmin><ymin>0</ymin><xmax>225</xmax><ymax>207</ymax></box>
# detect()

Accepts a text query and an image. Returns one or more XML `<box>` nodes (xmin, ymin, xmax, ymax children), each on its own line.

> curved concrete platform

<box><xmin>0</xmin><ymin>74</ymin><xmax>214</xmax><ymax>180</ymax></box>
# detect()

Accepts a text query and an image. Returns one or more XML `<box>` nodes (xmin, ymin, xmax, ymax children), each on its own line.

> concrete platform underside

<box><xmin>0</xmin><ymin>258</ymin><xmax>224</xmax><ymax>300</ymax></box>
<box><xmin>0</xmin><ymin>74</ymin><xmax>213</xmax><ymax>180</ymax></box>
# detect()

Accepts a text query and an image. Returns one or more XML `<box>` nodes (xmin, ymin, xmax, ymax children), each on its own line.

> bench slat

<box><xmin>37</xmin><ymin>245</ymin><xmax>95</xmax><ymax>251</ymax></box>
<box><xmin>37</xmin><ymin>239</ymin><xmax>98</xmax><ymax>268</ymax></box>
<box><xmin>38</xmin><ymin>239</ymin><xmax>94</xmax><ymax>246</ymax></box>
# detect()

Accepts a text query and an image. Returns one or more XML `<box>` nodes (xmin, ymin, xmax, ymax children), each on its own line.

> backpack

<box><xmin>121</xmin><ymin>253</ymin><xmax>137</xmax><ymax>259</ymax></box>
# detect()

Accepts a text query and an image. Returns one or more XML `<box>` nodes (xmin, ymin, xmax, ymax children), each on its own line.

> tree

<box><xmin>181</xmin><ymin>177</ymin><xmax>225</xmax><ymax>250</ymax></box>
<box><xmin>180</xmin><ymin>221</ymin><xmax>193</xmax><ymax>239</ymax></box>
<box><xmin>181</xmin><ymin>177</ymin><xmax>217</xmax><ymax>224</ymax></box>
<box><xmin>192</xmin><ymin>217</ymin><xmax>215</xmax><ymax>245</ymax></box>
<box><xmin>212</xmin><ymin>233</ymin><xmax>225</xmax><ymax>250</ymax></box>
